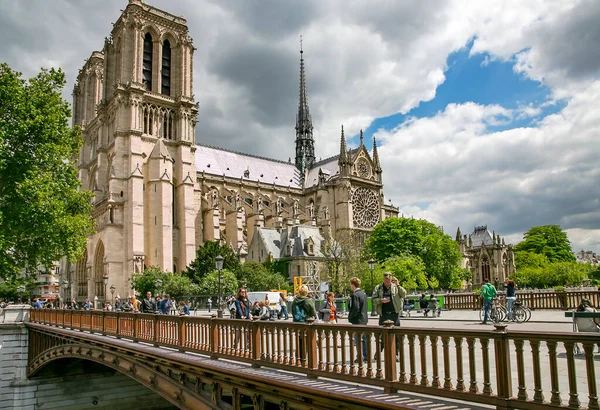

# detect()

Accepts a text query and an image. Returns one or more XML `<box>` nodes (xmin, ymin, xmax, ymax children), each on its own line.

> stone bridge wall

<box><xmin>0</xmin><ymin>305</ymin><xmax>174</xmax><ymax>410</ymax></box>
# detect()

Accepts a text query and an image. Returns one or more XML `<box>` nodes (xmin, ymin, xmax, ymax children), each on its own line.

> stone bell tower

<box><xmin>70</xmin><ymin>0</ymin><xmax>198</xmax><ymax>301</ymax></box>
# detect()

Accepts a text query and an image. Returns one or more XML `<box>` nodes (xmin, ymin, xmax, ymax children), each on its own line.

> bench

<box><xmin>564</xmin><ymin>311</ymin><xmax>600</xmax><ymax>354</ymax></box>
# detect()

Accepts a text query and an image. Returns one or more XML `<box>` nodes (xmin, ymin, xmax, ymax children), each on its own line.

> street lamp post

<box><xmin>102</xmin><ymin>274</ymin><xmax>109</xmax><ymax>303</ymax></box>
<box><xmin>215</xmin><ymin>254</ymin><xmax>224</xmax><ymax>318</ymax></box>
<box><xmin>17</xmin><ymin>285</ymin><xmax>26</xmax><ymax>304</ymax></box>
<box><xmin>62</xmin><ymin>279</ymin><xmax>70</xmax><ymax>303</ymax></box>
<box><xmin>110</xmin><ymin>284</ymin><xmax>116</xmax><ymax>304</ymax></box>
<box><xmin>368</xmin><ymin>258</ymin><xmax>377</xmax><ymax>316</ymax></box>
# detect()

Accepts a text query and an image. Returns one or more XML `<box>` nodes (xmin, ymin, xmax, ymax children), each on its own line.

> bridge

<box><xmin>3</xmin><ymin>307</ymin><xmax>599</xmax><ymax>409</ymax></box>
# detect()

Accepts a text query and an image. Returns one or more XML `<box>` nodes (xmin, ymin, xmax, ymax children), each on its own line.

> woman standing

<box><xmin>234</xmin><ymin>288</ymin><xmax>251</xmax><ymax>319</ymax></box>
<box><xmin>178</xmin><ymin>300</ymin><xmax>190</xmax><ymax>316</ymax></box>
<box><xmin>505</xmin><ymin>279</ymin><xmax>517</xmax><ymax>321</ymax></box>
<box><xmin>325</xmin><ymin>292</ymin><xmax>337</xmax><ymax>323</ymax></box>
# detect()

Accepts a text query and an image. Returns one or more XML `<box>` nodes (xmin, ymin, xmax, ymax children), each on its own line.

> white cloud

<box><xmin>0</xmin><ymin>0</ymin><xmax>598</xmax><ymax>252</ymax></box>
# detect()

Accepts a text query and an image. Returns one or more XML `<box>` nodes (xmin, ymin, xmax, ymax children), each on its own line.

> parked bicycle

<box><xmin>479</xmin><ymin>297</ymin><xmax>532</xmax><ymax>323</ymax></box>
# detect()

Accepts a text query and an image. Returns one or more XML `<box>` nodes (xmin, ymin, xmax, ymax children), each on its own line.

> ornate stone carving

<box><xmin>352</xmin><ymin>187</ymin><xmax>380</xmax><ymax>228</ymax></box>
<box><xmin>356</xmin><ymin>157</ymin><xmax>371</xmax><ymax>178</ymax></box>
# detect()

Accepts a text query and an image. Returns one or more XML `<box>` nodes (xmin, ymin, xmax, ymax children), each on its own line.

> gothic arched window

<box><xmin>94</xmin><ymin>241</ymin><xmax>105</xmax><ymax>298</ymax></box>
<box><xmin>143</xmin><ymin>33</ymin><xmax>153</xmax><ymax>91</ymax></box>
<box><xmin>161</xmin><ymin>40</ymin><xmax>171</xmax><ymax>96</ymax></box>
<box><xmin>76</xmin><ymin>250</ymin><xmax>88</xmax><ymax>298</ymax></box>
<box><xmin>481</xmin><ymin>256</ymin><xmax>490</xmax><ymax>283</ymax></box>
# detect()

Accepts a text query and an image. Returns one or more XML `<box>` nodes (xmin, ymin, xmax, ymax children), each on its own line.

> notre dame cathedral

<box><xmin>60</xmin><ymin>0</ymin><xmax>398</xmax><ymax>301</ymax></box>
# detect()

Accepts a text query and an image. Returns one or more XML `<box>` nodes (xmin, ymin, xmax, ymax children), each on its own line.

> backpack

<box><xmin>292</xmin><ymin>301</ymin><xmax>307</xmax><ymax>322</ymax></box>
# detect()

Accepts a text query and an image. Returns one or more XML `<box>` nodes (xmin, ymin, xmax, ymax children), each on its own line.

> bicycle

<box><xmin>479</xmin><ymin>297</ymin><xmax>504</xmax><ymax>323</ymax></box>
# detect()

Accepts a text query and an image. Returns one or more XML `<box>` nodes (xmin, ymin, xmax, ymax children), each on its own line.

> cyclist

<box><xmin>481</xmin><ymin>279</ymin><xmax>497</xmax><ymax>324</ymax></box>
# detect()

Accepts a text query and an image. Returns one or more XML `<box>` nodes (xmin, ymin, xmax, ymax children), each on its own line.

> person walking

<box><xmin>278</xmin><ymin>292</ymin><xmax>289</xmax><ymax>320</ymax></box>
<box><xmin>505</xmin><ymin>279</ymin><xmax>517</xmax><ymax>321</ymax></box>
<box><xmin>140</xmin><ymin>291</ymin><xmax>157</xmax><ymax>314</ymax></box>
<box><xmin>348</xmin><ymin>277</ymin><xmax>368</xmax><ymax>362</ymax></box>
<box><xmin>481</xmin><ymin>278</ymin><xmax>497</xmax><ymax>324</ymax></box>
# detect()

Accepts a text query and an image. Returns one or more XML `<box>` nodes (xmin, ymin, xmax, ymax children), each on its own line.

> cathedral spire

<box><xmin>295</xmin><ymin>36</ymin><xmax>315</xmax><ymax>177</ymax></box>
<box><xmin>339</xmin><ymin>125</ymin><xmax>348</xmax><ymax>163</ymax></box>
<box><xmin>359</xmin><ymin>129</ymin><xmax>364</xmax><ymax>146</ymax></box>
<box><xmin>373</xmin><ymin>135</ymin><xmax>381</xmax><ymax>172</ymax></box>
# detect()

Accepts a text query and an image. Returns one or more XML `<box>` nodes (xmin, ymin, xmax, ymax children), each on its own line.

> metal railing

<box><xmin>445</xmin><ymin>290</ymin><xmax>600</xmax><ymax>310</ymax></box>
<box><xmin>29</xmin><ymin>309</ymin><xmax>600</xmax><ymax>410</ymax></box>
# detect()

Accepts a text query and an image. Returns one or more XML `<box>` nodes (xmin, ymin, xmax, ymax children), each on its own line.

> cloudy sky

<box><xmin>1</xmin><ymin>0</ymin><xmax>599</xmax><ymax>253</ymax></box>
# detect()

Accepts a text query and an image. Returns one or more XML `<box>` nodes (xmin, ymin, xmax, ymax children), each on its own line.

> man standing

<box><xmin>159</xmin><ymin>294</ymin><xmax>172</xmax><ymax>315</ymax></box>
<box><xmin>481</xmin><ymin>279</ymin><xmax>497</xmax><ymax>324</ymax></box>
<box><xmin>348</xmin><ymin>277</ymin><xmax>368</xmax><ymax>362</ymax></box>
<box><xmin>114</xmin><ymin>296</ymin><xmax>121</xmax><ymax>311</ymax></box>
<box><xmin>140</xmin><ymin>291</ymin><xmax>157</xmax><ymax>314</ymax></box>
<box><xmin>373</xmin><ymin>273</ymin><xmax>406</xmax><ymax>326</ymax></box>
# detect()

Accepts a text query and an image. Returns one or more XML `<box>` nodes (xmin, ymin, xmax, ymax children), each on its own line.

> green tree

<box><xmin>382</xmin><ymin>255</ymin><xmax>428</xmax><ymax>291</ymax></box>
<box><xmin>237</xmin><ymin>260</ymin><xmax>287</xmax><ymax>291</ymax></box>
<box><xmin>183</xmin><ymin>241</ymin><xmax>240</xmax><ymax>283</ymax></box>
<box><xmin>514</xmin><ymin>225</ymin><xmax>575</xmax><ymax>263</ymax></box>
<box><xmin>321</xmin><ymin>230</ymin><xmax>364</xmax><ymax>295</ymax></box>
<box><xmin>0</xmin><ymin>64</ymin><xmax>93</xmax><ymax>277</ymax></box>
<box><xmin>515</xmin><ymin>251</ymin><xmax>550</xmax><ymax>269</ymax></box>
<box><xmin>366</xmin><ymin>217</ymin><xmax>463</xmax><ymax>289</ymax></box>
<box><xmin>131</xmin><ymin>266</ymin><xmax>199</xmax><ymax>297</ymax></box>
<box><xmin>197</xmin><ymin>269</ymin><xmax>238</xmax><ymax>295</ymax></box>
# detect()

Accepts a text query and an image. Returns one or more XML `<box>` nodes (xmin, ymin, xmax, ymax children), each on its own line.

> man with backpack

<box><xmin>292</xmin><ymin>285</ymin><xmax>316</xmax><ymax>362</ymax></box>
<box><xmin>292</xmin><ymin>285</ymin><xmax>316</xmax><ymax>323</ymax></box>
<box><xmin>481</xmin><ymin>278</ymin><xmax>497</xmax><ymax>324</ymax></box>
<box><xmin>372</xmin><ymin>273</ymin><xmax>406</xmax><ymax>326</ymax></box>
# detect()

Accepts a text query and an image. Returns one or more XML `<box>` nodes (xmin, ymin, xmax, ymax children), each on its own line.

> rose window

<box><xmin>352</xmin><ymin>187</ymin><xmax>380</xmax><ymax>228</ymax></box>
<box><xmin>356</xmin><ymin>157</ymin><xmax>371</xmax><ymax>178</ymax></box>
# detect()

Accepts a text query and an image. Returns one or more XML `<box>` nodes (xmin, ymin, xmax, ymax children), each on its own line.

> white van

<box><xmin>246</xmin><ymin>291</ymin><xmax>282</xmax><ymax>312</ymax></box>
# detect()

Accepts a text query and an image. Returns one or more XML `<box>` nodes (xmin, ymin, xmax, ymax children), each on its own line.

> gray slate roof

<box><xmin>258</xmin><ymin>225</ymin><xmax>325</xmax><ymax>259</ymax></box>
<box><xmin>195</xmin><ymin>144</ymin><xmax>302</xmax><ymax>188</ymax></box>
<box><xmin>469</xmin><ymin>226</ymin><xmax>493</xmax><ymax>248</ymax></box>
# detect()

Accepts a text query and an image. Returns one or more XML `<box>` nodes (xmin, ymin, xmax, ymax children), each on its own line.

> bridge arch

<box><xmin>28</xmin><ymin>342</ymin><xmax>213</xmax><ymax>410</ymax></box>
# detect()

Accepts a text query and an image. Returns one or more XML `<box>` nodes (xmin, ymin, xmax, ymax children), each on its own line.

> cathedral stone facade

<box><xmin>60</xmin><ymin>0</ymin><xmax>397</xmax><ymax>302</ymax></box>
<box><xmin>456</xmin><ymin>226</ymin><xmax>516</xmax><ymax>288</ymax></box>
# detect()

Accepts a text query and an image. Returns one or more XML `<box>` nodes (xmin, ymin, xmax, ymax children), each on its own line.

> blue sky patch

<box><xmin>350</xmin><ymin>43</ymin><xmax>566</xmax><ymax>144</ymax></box>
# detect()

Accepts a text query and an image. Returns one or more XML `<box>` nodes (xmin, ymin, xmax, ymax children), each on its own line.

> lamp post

<box><xmin>215</xmin><ymin>254</ymin><xmax>224</xmax><ymax>318</ymax></box>
<box><xmin>17</xmin><ymin>285</ymin><xmax>26</xmax><ymax>304</ymax></box>
<box><xmin>110</xmin><ymin>284</ymin><xmax>116</xmax><ymax>304</ymax></box>
<box><xmin>62</xmin><ymin>279</ymin><xmax>70</xmax><ymax>303</ymax></box>
<box><xmin>155</xmin><ymin>279</ymin><xmax>163</xmax><ymax>297</ymax></box>
<box><xmin>102</xmin><ymin>274</ymin><xmax>109</xmax><ymax>303</ymax></box>
<box><xmin>368</xmin><ymin>258</ymin><xmax>376</xmax><ymax>316</ymax></box>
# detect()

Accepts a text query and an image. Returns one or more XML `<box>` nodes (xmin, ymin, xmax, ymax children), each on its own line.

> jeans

<box><xmin>379</xmin><ymin>312</ymin><xmax>400</xmax><ymax>352</ymax></box>
<box><xmin>483</xmin><ymin>299</ymin><xmax>492</xmax><ymax>323</ymax></box>
<box><xmin>353</xmin><ymin>332</ymin><xmax>368</xmax><ymax>361</ymax></box>
<box><xmin>506</xmin><ymin>297</ymin><xmax>516</xmax><ymax>320</ymax></box>
<box><xmin>279</xmin><ymin>305</ymin><xmax>289</xmax><ymax>320</ymax></box>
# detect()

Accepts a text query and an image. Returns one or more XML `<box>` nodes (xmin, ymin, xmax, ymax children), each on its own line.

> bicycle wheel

<box><xmin>513</xmin><ymin>307</ymin><xmax>527</xmax><ymax>323</ymax></box>
<box><xmin>524</xmin><ymin>306</ymin><xmax>532</xmax><ymax>322</ymax></box>
<box><xmin>479</xmin><ymin>307</ymin><xmax>484</xmax><ymax>322</ymax></box>
<box><xmin>498</xmin><ymin>305</ymin><xmax>508</xmax><ymax>322</ymax></box>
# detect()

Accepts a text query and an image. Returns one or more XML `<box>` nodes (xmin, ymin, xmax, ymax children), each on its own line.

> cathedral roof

<box><xmin>469</xmin><ymin>225</ymin><xmax>493</xmax><ymax>248</ymax></box>
<box><xmin>195</xmin><ymin>144</ymin><xmax>302</xmax><ymax>188</ymax></box>
<box><xmin>257</xmin><ymin>225</ymin><xmax>324</xmax><ymax>259</ymax></box>
<box><xmin>305</xmin><ymin>156</ymin><xmax>340</xmax><ymax>187</ymax></box>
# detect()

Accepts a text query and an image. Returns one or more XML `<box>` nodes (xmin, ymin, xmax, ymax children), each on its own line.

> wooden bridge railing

<box><xmin>444</xmin><ymin>290</ymin><xmax>600</xmax><ymax>310</ymax></box>
<box><xmin>30</xmin><ymin>309</ymin><xmax>599</xmax><ymax>410</ymax></box>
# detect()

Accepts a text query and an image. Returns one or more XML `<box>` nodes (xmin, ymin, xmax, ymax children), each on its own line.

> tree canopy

<box><xmin>0</xmin><ymin>64</ymin><xmax>93</xmax><ymax>278</ymax></box>
<box><xmin>131</xmin><ymin>266</ymin><xmax>200</xmax><ymax>297</ymax></box>
<box><xmin>514</xmin><ymin>225</ymin><xmax>575</xmax><ymax>263</ymax></box>
<box><xmin>366</xmin><ymin>217</ymin><xmax>464</xmax><ymax>289</ymax></box>
<box><xmin>182</xmin><ymin>241</ymin><xmax>241</xmax><ymax>283</ymax></box>
<box><xmin>236</xmin><ymin>260</ymin><xmax>287</xmax><ymax>291</ymax></box>
<box><xmin>321</xmin><ymin>230</ymin><xmax>364</xmax><ymax>295</ymax></box>
<box><xmin>197</xmin><ymin>269</ymin><xmax>238</xmax><ymax>295</ymax></box>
